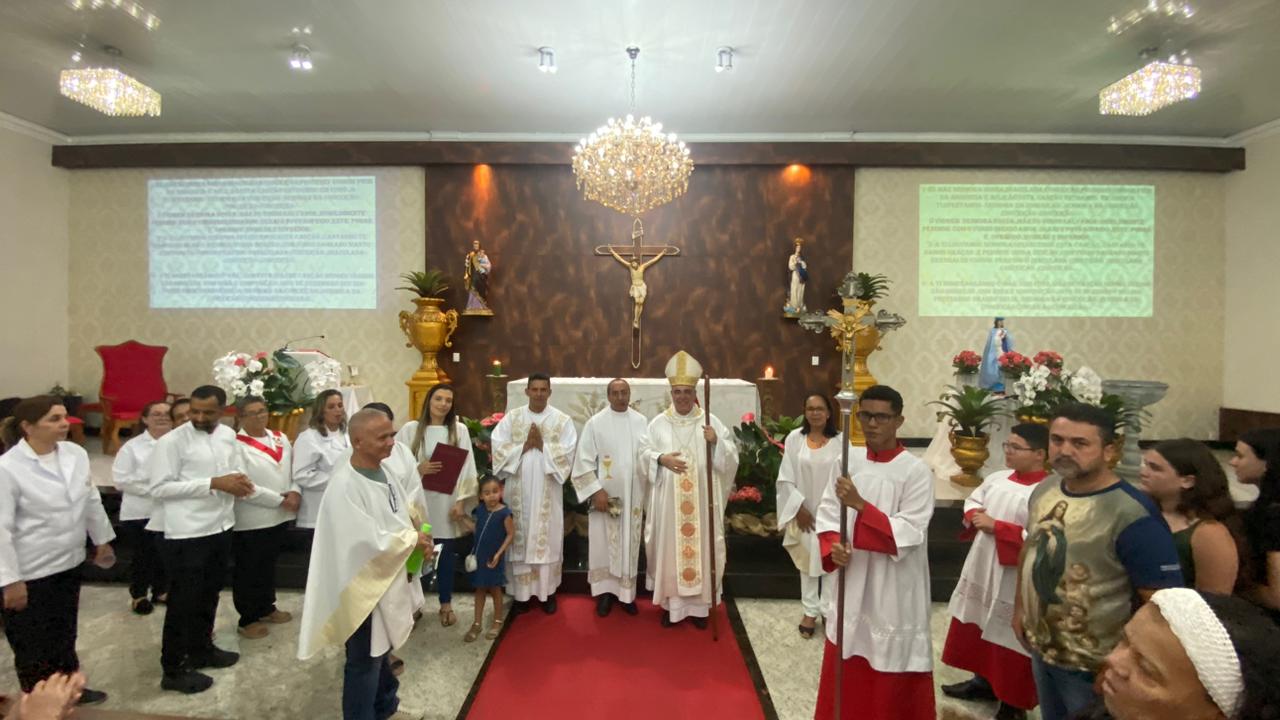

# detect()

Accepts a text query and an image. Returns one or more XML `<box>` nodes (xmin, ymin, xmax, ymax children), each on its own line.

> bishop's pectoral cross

<box><xmin>594</xmin><ymin>217</ymin><xmax>681</xmax><ymax>369</ymax></box>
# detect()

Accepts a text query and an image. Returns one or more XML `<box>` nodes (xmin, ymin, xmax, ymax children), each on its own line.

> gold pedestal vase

<box><xmin>400</xmin><ymin>297</ymin><xmax>459</xmax><ymax>419</ymax></box>
<box><xmin>949</xmin><ymin>432</ymin><xmax>990</xmax><ymax>488</ymax></box>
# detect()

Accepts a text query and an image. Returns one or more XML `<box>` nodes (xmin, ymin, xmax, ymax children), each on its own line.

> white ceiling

<box><xmin>2</xmin><ymin>0</ymin><xmax>1279</xmax><ymax>141</ymax></box>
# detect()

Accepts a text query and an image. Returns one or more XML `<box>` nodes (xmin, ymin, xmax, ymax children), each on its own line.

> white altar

<box><xmin>504</xmin><ymin>377</ymin><xmax>761</xmax><ymax>432</ymax></box>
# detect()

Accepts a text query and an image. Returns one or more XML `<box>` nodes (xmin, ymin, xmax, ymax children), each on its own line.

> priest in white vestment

<box><xmin>640</xmin><ymin>351</ymin><xmax>739</xmax><ymax>628</ymax></box>
<box><xmin>571</xmin><ymin>378</ymin><xmax>650</xmax><ymax>616</ymax></box>
<box><xmin>298</xmin><ymin>410</ymin><xmax>431</xmax><ymax>720</ymax></box>
<box><xmin>489</xmin><ymin>373</ymin><xmax>577</xmax><ymax>613</ymax></box>
<box><xmin>815</xmin><ymin>384</ymin><xmax>935</xmax><ymax>720</ymax></box>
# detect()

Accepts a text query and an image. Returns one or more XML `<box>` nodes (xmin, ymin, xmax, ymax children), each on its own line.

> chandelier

<box><xmin>572</xmin><ymin>47</ymin><xmax>693</xmax><ymax>217</ymax></box>
<box><xmin>1099</xmin><ymin>59</ymin><xmax>1200</xmax><ymax>116</ymax></box>
<box><xmin>58</xmin><ymin>46</ymin><xmax>161</xmax><ymax>117</ymax></box>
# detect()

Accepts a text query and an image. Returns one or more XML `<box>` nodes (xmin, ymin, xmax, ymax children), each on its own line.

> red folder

<box><xmin>422</xmin><ymin>443</ymin><xmax>468</xmax><ymax>494</ymax></box>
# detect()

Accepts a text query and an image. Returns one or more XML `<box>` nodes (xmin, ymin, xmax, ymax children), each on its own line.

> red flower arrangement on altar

<box><xmin>1033</xmin><ymin>350</ymin><xmax>1064</xmax><ymax>375</ymax></box>
<box><xmin>728</xmin><ymin>485</ymin><xmax>763</xmax><ymax>504</ymax></box>
<box><xmin>952</xmin><ymin>350</ymin><xmax>982</xmax><ymax>374</ymax></box>
<box><xmin>478</xmin><ymin>412</ymin><xmax>504</xmax><ymax>428</ymax></box>
<box><xmin>998</xmin><ymin>350</ymin><xmax>1033</xmax><ymax>378</ymax></box>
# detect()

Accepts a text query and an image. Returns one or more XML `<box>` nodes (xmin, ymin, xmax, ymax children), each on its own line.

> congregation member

<box><xmin>814</xmin><ymin>384</ymin><xmax>936</xmax><ymax>720</ymax></box>
<box><xmin>110</xmin><ymin>399</ymin><xmax>172</xmax><ymax>615</ymax></box>
<box><xmin>640</xmin><ymin>351</ymin><xmax>739</xmax><ymax>629</ymax></box>
<box><xmin>1013</xmin><ymin>403</ymin><xmax>1183</xmax><ymax>720</ymax></box>
<box><xmin>465</xmin><ymin>474</ymin><xmax>514</xmax><ymax>642</ymax></box>
<box><xmin>147</xmin><ymin>385</ymin><xmax>255</xmax><ymax>694</ymax></box>
<box><xmin>0</xmin><ymin>396</ymin><xmax>115</xmax><ymax>706</ymax></box>
<box><xmin>490</xmin><ymin>373</ymin><xmax>577</xmax><ymax>614</ymax></box>
<box><xmin>941</xmin><ymin>423</ymin><xmax>1050</xmax><ymax>720</ymax></box>
<box><xmin>571</xmin><ymin>378</ymin><xmax>649</xmax><ymax>616</ymax></box>
<box><xmin>395</xmin><ymin>385</ymin><xmax>479</xmax><ymax>627</ymax></box>
<box><xmin>1139</xmin><ymin>438</ymin><xmax>1241</xmax><ymax>593</ymax></box>
<box><xmin>231</xmin><ymin>396</ymin><xmax>300</xmax><ymax>639</ymax></box>
<box><xmin>299</xmin><ymin>409</ymin><xmax>431</xmax><ymax>720</ymax></box>
<box><xmin>1078</xmin><ymin>589</ymin><xmax>1280</xmax><ymax>720</ymax></box>
<box><xmin>170</xmin><ymin>397</ymin><xmax>191</xmax><ymax>426</ymax></box>
<box><xmin>1232</xmin><ymin>427</ymin><xmax>1280</xmax><ymax>610</ymax></box>
<box><xmin>292</xmin><ymin>388</ymin><xmax>349</xmax><ymax>529</ymax></box>
<box><xmin>775</xmin><ymin>391</ymin><xmax>842</xmax><ymax>638</ymax></box>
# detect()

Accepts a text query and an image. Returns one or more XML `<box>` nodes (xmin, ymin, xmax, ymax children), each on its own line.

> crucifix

<box><xmin>594</xmin><ymin>217</ymin><xmax>681</xmax><ymax>368</ymax></box>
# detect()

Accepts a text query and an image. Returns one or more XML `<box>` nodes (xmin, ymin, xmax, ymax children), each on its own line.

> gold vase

<box><xmin>846</xmin><ymin>299</ymin><xmax>882</xmax><ymax>447</ymax></box>
<box><xmin>399</xmin><ymin>297</ymin><xmax>459</xmax><ymax>418</ymax></box>
<box><xmin>267</xmin><ymin>408</ymin><xmax>305</xmax><ymax>443</ymax></box>
<box><xmin>949</xmin><ymin>432</ymin><xmax>990</xmax><ymax>487</ymax></box>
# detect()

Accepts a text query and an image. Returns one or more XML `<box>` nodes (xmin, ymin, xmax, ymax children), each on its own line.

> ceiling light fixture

<box><xmin>1107</xmin><ymin>0</ymin><xmax>1193</xmax><ymax>35</ymax></box>
<box><xmin>538</xmin><ymin>46</ymin><xmax>557</xmax><ymax>74</ymax></box>
<box><xmin>1099</xmin><ymin>50</ymin><xmax>1200</xmax><ymax>116</ymax></box>
<box><xmin>58</xmin><ymin>45</ymin><xmax>160</xmax><ymax>117</ymax></box>
<box><xmin>715</xmin><ymin>46</ymin><xmax>734</xmax><ymax>73</ymax></box>
<box><xmin>289</xmin><ymin>43</ymin><xmax>313</xmax><ymax>71</ymax></box>
<box><xmin>67</xmin><ymin>0</ymin><xmax>160</xmax><ymax>30</ymax></box>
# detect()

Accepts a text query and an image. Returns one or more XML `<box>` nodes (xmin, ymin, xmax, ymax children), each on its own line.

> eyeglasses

<box><xmin>1003</xmin><ymin>442</ymin><xmax>1034</xmax><ymax>453</ymax></box>
<box><xmin>855</xmin><ymin>411</ymin><xmax>898</xmax><ymax>425</ymax></box>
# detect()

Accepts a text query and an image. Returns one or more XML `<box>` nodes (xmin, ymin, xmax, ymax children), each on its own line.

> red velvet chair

<box><xmin>90</xmin><ymin>340</ymin><xmax>169</xmax><ymax>454</ymax></box>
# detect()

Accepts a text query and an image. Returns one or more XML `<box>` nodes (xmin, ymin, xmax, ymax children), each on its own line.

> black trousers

<box><xmin>232</xmin><ymin>523</ymin><xmax>285</xmax><ymax>627</ymax></box>
<box><xmin>121</xmin><ymin>519</ymin><xmax>169</xmax><ymax>600</ymax></box>
<box><xmin>160</xmin><ymin>531</ymin><xmax>230</xmax><ymax>674</ymax></box>
<box><xmin>2</xmin><ymin>567</ymin><xmax>82</xmax><ymax>692</ymax></box>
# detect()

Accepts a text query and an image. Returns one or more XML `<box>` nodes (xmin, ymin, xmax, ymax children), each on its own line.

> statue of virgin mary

<box><xmin>979</xmin><ymin>317</ymin><xmax>1013</xmax><ymax>392</ymax></box>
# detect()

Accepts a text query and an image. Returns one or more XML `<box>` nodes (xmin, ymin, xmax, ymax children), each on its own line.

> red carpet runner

<box><xmin>463</xmin><ymin>596</ymin><xmax>767</xmax><ymax>719</ymax></box>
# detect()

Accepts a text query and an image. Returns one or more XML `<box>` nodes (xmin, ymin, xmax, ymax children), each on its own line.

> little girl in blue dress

<box><xmin>465</xmin><ymin>475</ymin><xmax>514</xmax><ymax>642</ymax></box>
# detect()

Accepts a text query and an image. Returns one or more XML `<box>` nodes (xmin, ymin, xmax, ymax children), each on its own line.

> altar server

<box><xmin>292</xmin><ymin>389</ymin><xmax>349</xmax><ymax>529</ymax></box>
<box><xmin>111</xmin><ymin>399</ymin><xmax>172</xmax><ymax>615</ymax></box>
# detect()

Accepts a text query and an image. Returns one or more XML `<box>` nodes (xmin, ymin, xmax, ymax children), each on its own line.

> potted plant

<box><xmin>929</xmin><ymin>385</ymin><xmax>1007</xmax><ymax>487</ymax></box>
<box><xmin>952</xmin><ymin>350</ymin><xmax>982</xmax><ymax>387</ymax></box>
<box><xmin>48</xmin><ymin>383</ymin><xmax>83</xmax><ymax>418</ymax></box>
<box><xmin>851</xmin><ymin>272</ymin><xmax>891</xmax><ymax>303</ymax></box>
<box><xmin>726</xmin><ymin>413</ymin><xmax>802</xmax><ymax>536</ymax></box>
<box><xmin>397</xmin><ymin>270</ymin><xmax>450</xmax><ymax>299</ymax></box>
<box><xmin>398</xmin><ymin>269</ymin><xmax>459</xmax><ymax>396</ymax></box>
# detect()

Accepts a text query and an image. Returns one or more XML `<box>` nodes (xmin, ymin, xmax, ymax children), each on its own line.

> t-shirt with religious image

<box><xmin>1018</xmin><ymin>477</ymin><xmax>1183</xmax><ymax>673</ymax></box>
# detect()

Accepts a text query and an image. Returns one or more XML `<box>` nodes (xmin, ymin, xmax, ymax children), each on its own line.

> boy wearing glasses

<box><xmin>940</xmin><ymin>423</ymin><xmax>1050</xmax><ymax>720</ymax></box>
<box><xmin>813</xmin><ymin>384</ymin><xmax>936</xmax><ymax>720</ymax></box>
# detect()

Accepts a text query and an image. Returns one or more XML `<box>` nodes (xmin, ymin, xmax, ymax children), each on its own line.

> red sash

<box><xmin>237</xmin><ymin>430</ymin><xmax>284</xmax><ymax>463</ymax></box>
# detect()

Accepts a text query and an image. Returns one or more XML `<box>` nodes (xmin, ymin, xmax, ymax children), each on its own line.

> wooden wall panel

<box><xmin>427</xmin><ymin>164</ymin><xmax>853</xmax><ymax>420</ymax></box>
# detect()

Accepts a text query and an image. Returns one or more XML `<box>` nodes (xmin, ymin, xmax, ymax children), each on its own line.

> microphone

<box><xmin>283</xmin><ymin>334</ymin><xmax>326</xmax><ymax>350</ymax></box>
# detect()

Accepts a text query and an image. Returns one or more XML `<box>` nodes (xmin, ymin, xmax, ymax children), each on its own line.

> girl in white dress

<box><xmin>291</xmin><ymin>389</ymin><xmax>349</xmax><ymax>530</ymax></box>
<box><xmin>776</xmin><ymin>392</ymin><xmax>843</xmax><ymax>638</ymax></box>
<box><xmin>111</xmin><ymin>400</ymin><xmax>172</xmax><ymax>614</ymax></box>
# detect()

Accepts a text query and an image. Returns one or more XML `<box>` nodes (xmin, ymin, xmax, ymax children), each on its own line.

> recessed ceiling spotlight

<box><xmin>538</xmin><ymin>46</ymin><xmax>557</xmax><ymax>74</ymax></box>
<box><xmin>289</xmin><ymin>43</ymin><xmax>313</xmax><ymax>71</ymax></box>
<box><xmin>715</xmin><ymin>46</ymin><xmax>734</xmax><ymax>73</ymax></box>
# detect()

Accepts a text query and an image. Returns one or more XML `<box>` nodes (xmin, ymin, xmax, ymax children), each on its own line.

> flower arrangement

<box><xmin>1033</xmin><ymin>350</ymin><xmax>1064</xmax><ymax>374</ymax></box>
<box><xmin>461</xmin><ymin>412</ymin><xmax>504</xmax><ymax>476</ymax></box>
<box><xmin>998</xmin><ymin>351</ymin><xmax>1033</xmax><ymax>378</ymax></box>
<box><xmin>729</xmin><ymin>413</ymin><xmax>802</xmax><ymax>520</ymax></box>
<box><xmin>1007</xmin><ymin>358</ymin><xmax>1141</xmax><ymax>434</ymax></box>
<box><xmin>728</xmin><ymin>486</ymin><xmax>764</xmax><ymax>504</ymax></box>
<box><xmin>952</xmin><ymin>350</ymin><xmax>982</xmax><ymax>374</ymax></box>
<box><xmin>211</xmin><ymin>349</ymin><xmax>338</xmax><ymax>412</ymax></box>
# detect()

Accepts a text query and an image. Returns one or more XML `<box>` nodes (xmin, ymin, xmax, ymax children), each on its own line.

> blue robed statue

<box><xmin>979</xmin><ymin>317</ymin><xmax>1013</xmax><ymax>392</ymax></box>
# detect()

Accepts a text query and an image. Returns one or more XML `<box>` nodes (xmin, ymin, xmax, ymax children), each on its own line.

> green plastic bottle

<box><xmin>406</xmin><ymin>522</ymin><xmax>433</xmax><ymax>574</ymax></box>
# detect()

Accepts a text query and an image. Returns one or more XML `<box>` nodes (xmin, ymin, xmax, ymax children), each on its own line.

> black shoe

<box><xmin>995</xmin><ymin>703</ymin><xmax>1027</xmax><ymax>720</ymax></box>
<box><xmin>131</xmin><ymin>597</ymin><xmax>154</xmax><ymax>616</ymax></box>
<box><xmin>152</xmin><ymin>593</ymin><xmax>168</xmax><ymax>606</ymax></box>
<box><xmin>941</xmin><ymin>676</ymin><xmax>997</xmax><ymax>702</ymax></box>
<box><xmin>691</xmin><ymin>616</ymin><xmax>708</xmax><ymax>630</ymax></box>
<box><xmin>542</xmin><ymin>595</ymin><xmax>557</xmax><ymax>615</ymax></box>
<box><xmin>77</xmin><ymin>688</ymin><xmax>108</xmax><ymax>706</ymax></box>
<box><xmin>620</xmin><ymin>601</ymin><xmax>639</xmax><ymax>616</ymax></box>
<box><xmin>190</xmin><ymin>647</ymin><xmax>240</xmax><ymax>670</ymax></box>
<box><xmin>512</xmin><ymin>600</ymin><xmax>531</xmax><ymax>615</ymax></box>
<box><xmin>595</xmin><ymin>594</ymin><xmax>614</xmax><ymax>617</ymax></box>
<box><xmin>161</xmin><ymin>671</ymin><xmax>213</xmax><ymax>694</ymax></box>
<box><xmin>661</xmin><ymin>613</ymin><xmax>674</xmax><ymax>628</ymax></box>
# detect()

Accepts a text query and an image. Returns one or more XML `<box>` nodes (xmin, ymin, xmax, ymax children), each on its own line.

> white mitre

<box><xmin>665</xmin><ymin>350</ymin><xmax>703</xmax><ymax>387</ymax></box>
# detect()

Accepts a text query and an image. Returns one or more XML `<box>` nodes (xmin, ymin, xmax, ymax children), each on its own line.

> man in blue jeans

<box><xmin>1012</xmin><ymin>403</ymin><xmax>1182</xmax><ymax>720</ymax></box>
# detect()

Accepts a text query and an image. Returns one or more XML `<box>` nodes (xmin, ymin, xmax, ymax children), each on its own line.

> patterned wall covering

<box><xmin>68</xmin><ymin>167</ymin><xmax>425</xmax><ymax>423</ymax></box>
<box><xmin>425</xmin><ymin>164</ymin><xmax>853</xmax><ymax>421</ymax></box>
<box><xmin>853</xmin><ymin>168</ymin><xmax>1225</xmax><ymax>439</ymax></box>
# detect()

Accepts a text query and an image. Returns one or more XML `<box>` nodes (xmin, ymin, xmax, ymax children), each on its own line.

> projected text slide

<box><xmin>149</xmin><ymin>176</ymin><xmax>377</xmax><ymax>309</ymax></box>
<box><xmin>918</xmin><ymin>184</ymin><xmax>1154</xmax><ymax>317</ymax></box>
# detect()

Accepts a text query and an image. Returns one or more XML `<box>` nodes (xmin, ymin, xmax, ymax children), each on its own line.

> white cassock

<box><xmin>291</xmin><ymin>427</ymin><xmax>350</xmax><ymax>529</ymax></box>
<box><xmin>570</xmin><ymin>406</ymin><xmax>650</xmax><ymax>603</ymax></box>
<box><xmin>394</xmin><ymin>420</ymin><xmax>479</xmax><ymax>539</ymax></box>
<box><xmin>297</xmin><ymin>458</ymin><xmax>423</xmax><ymax>661</ymax></box>
<box><xmin>776</xmin><ymin>428</ymin><xmax>843</xmax><ymax>617</ymax></box>
<box><xmin>490</xmin><ymin>405</ymin><xmax>577</xmax><ymax>602</ymax></box>
<box><xmin>640</xmin><ymin>406</ymin><xmax>739</xmax><ymax>621</ymax></box>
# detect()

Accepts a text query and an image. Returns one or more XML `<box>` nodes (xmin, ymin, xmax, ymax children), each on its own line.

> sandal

<box><xmin>439</xmin><ymin>607</ymin><xmax>457</xmax><ymax>627</ymax></box>
<box><xmin>799</xmin><ymin>617</ymin><xmax>817</xmax><ymax>639</ymax></box>
<box><xmin>389</xmin><ymin>654</ymin><xmax>405</xmax><ymax>677</ymax></box>
<box><xmin>463</xmin><ymin>622</ymin><xmax>482</xmax><ymax>643</ymax></box>
<box><xmin>486</xmin><ymin>619</ymin><xmax>503</xmax><ymax>640</ymax></box>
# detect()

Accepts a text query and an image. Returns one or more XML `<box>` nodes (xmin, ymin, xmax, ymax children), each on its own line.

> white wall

<box><xmin>1224</xmin><ymin>129</ymin><xmax>1280</xmax><ymax>413</ymax></box>
<box><xmin>0</xmin><ymin>120</ymin><xmax>70</xmax><ymax>396</ymax></box>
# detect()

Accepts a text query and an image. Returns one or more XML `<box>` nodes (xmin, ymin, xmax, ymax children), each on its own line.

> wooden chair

<box><xmin>86</xmin><ymin>340</ymin><xmax>169</xmax><ymax>454</ymax></box>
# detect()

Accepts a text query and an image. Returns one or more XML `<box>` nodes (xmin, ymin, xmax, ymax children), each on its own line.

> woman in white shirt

<box><xmin>231</xmin><ymin>396</ymin><xmax>300</xmax><ymax>639</ymax></box>
<box><xmin>395</xmin><ymin>384</ymin><xmax>478</xmax><ymax>628</ymax></box>
<box><xmin>111</xmin><ymin>400</ymin><xmax>172</xmax><ymax>615</ymax></box>
<box><xmin>0</xmin><ymin>396</ymin><xmax>115</xmax><ymax>705</ymax></box>
<box><xmin>775</xmin><ymin>392</ymin><xmax>843</xmax><ymax>639</ymax></box>
<box><xmin>291</xmin><ymin>389</ymin><xmax>349</xmax><ymax>530</ymax></box>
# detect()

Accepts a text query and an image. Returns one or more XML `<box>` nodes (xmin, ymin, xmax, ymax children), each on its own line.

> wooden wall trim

<box><xmin>1218</xmin><ymin>407</ymin><xmax>1280</xmax><ymax>442</ymax></box>
<box><xmin>51</xmin><ymin>140</ymin><xmax>1245</xmax><ymax>172</ymax></box>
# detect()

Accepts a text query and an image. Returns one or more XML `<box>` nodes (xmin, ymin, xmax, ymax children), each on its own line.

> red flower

<box><xmin>741</xmin><ymin>412</ymin><xmax>756</xmax><ymax>423</ymax></box>
<box><xmin>234</xmin><ymin>357</ymin><xmax>246</xmax><ymax>367</ymax></box>
<box><xmin>254</xmin><ymin>351</ymin><xmax>268</xmax><ymax>360</ymax></box>
<box><xmin>479</xmin><ymin>412</ymin><xmax>505</xmax><ymax>428</ymax></box>
<box><xmin>1033</xmin><ymin>350</ymin><xmax>1064</xmax><ymax>371</ymax></box>
<box><xmin>729</xmin><ymin>486</ymin><xmax>764</xmax><ymax>503</ymax></box>
<box><xmin>952</xmin><ymin>350</ymin><xmax>982</xmax><ymax>372</ymax></box>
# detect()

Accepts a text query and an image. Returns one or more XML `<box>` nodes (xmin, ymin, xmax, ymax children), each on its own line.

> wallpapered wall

<box><xmin>68</xmin><ymin>167</ymin><xmax>425</xmax><ymax>423</ymax></box>
<box><xmin>852</xmin><ymin>168</ymin><xmax>1225</xmax><ymax>439</ymax></box>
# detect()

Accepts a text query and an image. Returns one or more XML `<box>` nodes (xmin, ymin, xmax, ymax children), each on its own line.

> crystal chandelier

<box><xmin>572</xmin><ymin>47</ymin><xmax>693</xmax><ymax>217</ymax></box>
<box><xmin>59</xmin><ymin>47</ymin><xmax>160</xmax><ymax>117</ymax></box>
<box><xmin>1099</xmin><ymin>59</ymin><xmax>1200</xmax><ymax>116</ymax></box>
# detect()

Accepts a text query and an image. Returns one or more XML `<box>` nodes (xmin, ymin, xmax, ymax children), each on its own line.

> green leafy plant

<box><xmin>397</xmin><ymin>269</ymin><xmax>450</xmax><ymax>298</ymax></box>
<box><xmin>851</xmin><ymin>272</ymin><xmax>891</xmax><ymax>302</ymax></box>
<box><xmin>929</xmin><ymin>385</ymin><xmax>1007</xmax><ymax>437</ymax></box>
<box><xmin>728</xmin><ymin>414</ymin><xmax>801</xmax><ymax>516</ymax></box>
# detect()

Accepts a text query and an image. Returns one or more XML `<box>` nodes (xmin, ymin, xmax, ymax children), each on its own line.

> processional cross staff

<box><xmin>798</xmin><ymin>272</ymin><xmax>906</xmax><ymax>720</ymax></box>
<box><xmin>594</xmin><ymin>217</ymin><xmax>681</xmax><ymax>369</ymax></box>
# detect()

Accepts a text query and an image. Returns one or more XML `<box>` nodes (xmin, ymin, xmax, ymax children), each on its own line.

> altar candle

<box><xmin>763</xmin><ymin>365</ymin><xmax>775</xmax><ymax>380</ymax></box>
<box><xmin>492</xmin><ymin>359</ymin><xmax>503</xmax><ymax>376</ymax></box>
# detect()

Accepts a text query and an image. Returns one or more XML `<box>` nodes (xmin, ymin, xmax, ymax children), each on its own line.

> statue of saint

<box><xmin>783</xmin><ymin>237</ymin><xmax>808</xmax><ymax>318</ymax></box>
<box><xmin>463</xmin><ymin>240</ymin><xmax>493</xmax><ymax>316</ymax></box>
<box><xmin>979</xmin><ymin>317</ymin><xmax>1013</xmax><ymax>392</ymax></box>
<box><xmin>607</xmin><ymin>245</ymin><xmax>667</xmax><ymax>329</ymax></box>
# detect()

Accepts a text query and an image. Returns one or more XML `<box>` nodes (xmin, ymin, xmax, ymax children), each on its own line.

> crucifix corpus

<box><xmin>594</xmin><ymin>217</ymin><xmax>680</xmax><ymax>368</ymax></box>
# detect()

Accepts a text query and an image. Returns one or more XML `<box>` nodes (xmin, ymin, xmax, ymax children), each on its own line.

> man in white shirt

<box><xmin>147</xmin><ymin>385</ymin><xmax>254</xmax><ymax>695</ymax></box>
